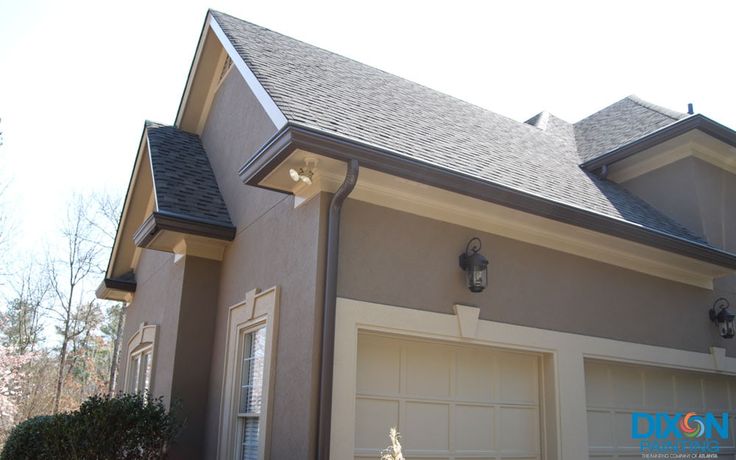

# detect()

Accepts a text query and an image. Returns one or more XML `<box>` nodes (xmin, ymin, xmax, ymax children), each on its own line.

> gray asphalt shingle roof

<box><xmin>574</xmin><ymin>96</ymin><xmax>687</xmax><ymax>163</ymax></box>
<box><xmin>210</xmin><ymin>11</ymin><xmax>708</xmax><ymax>246</ymax></box>
<box><xmin>146</xmin><ymin>121</ymin><xmax>233</xmax><ymax>228</ymax></box>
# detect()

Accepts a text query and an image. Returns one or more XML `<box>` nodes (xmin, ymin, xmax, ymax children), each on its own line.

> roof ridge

<box><xmin>146</xmin><ymin>121</ymin><xmax>203</xmax><ymax>139</ymax></box>
<box><xmin>626</xmin><ymin>95</ymin><xmax>686</xmax><ymax>121</ymax></box>
<box><xmin>210</xmin><ymin>10</ymin><xmax>545</xmax><ymax>133</ymax></box>
<box><xmin>144</xmin><ymin>120</ymin><xmax>166</xmax><ymax>128</ymax></box>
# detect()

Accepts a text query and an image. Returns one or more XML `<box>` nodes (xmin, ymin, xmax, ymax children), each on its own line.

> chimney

<box><xmin>687</xmin><ymin>103</ymin><xmax>694</xmax><ymax>115</ymax></box>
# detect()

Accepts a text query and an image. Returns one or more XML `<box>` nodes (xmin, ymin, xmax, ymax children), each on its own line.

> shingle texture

<box><xmin>574</xmin><ymin>96</ymin><xmax>686</xmax><ymax>163</ymax></box>
<box><xmin>210</xmin><ymin>11</ymin><xmax>705</xmax><ymax>245</ymax></box>
<box><xmin>146</xmin><ymin>122</ymin><xmax>233</xmax><ymax>227</ymax></box>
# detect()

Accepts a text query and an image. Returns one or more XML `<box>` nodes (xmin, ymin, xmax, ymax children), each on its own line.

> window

<box><xmin>127</xmin><ymin>346</ymin><xmax>153</xmax><ymax>393</ymax></box>
<box><xmin>125</xmin><ymin>323</ymin><xmax>157</xmax><ymax>394</ymax></box>
<box><xmin>218</xmin><ymin>287</ymin><xmax>279</xmax><ymax>460</ymax></box>
<box><xmin>237</xmin><ymin>327</ymin><xmax>266</xmax><ymax>460</ymax></box>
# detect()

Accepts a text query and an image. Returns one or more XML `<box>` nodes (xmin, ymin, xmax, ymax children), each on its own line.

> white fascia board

<box><xmin>175</xmin><ymin>15</ymin><xmax>210</xmax><ymax>128</ymax></box>
<box><xmin>207</xmin><ymin>14</ymin><xmax>288</xmax><ymax>130</ymax></box>
<box><xmin>106</xmin><ymin>128</ymin><xmax>150</xmax><ymax>279</ymax></box>
<box><xmin>143</xmin><ymin>131</ymin><xmax>159</xmax><ymax>212</ymax></box>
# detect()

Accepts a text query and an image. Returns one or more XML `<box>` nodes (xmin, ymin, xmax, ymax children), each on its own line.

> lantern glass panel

<box><xmin>466</xmin><ymin>265</ymin><xmax>487</xmax><ymax>292</ymax></box>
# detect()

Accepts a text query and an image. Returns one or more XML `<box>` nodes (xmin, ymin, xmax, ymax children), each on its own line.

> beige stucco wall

<box><xmin>117</xmin><ymin>251</ymin><xmax>222</xmax><ymax>459</ymax></box>
<box><xmin>118</xmin><ymin>66</ymin><xmax>328</xmax><ymax>460</ymax></box>
<box><xmin>621</xmin><ymin>156</ymin><xmax>736</xmax><ymax>296</ymax></box>
<box><xmin>169</xmin><ymin>256</ymin><xmax>222</xmax><ymax>459</ymax></box>
<box><xmin>119</xmin><ymin>67</ymin><xmax>736</xmax><ymax>460</ymax></box>
<box><xmin>622</xmin><ymin>156</ymin><xmax>736</xmax><ymax>254</ymax></box>
<box><xmin>117</xmin><ymin>248</ymin><xmax>184</xmax><ymax>399</ymax></box>
<box><xmin>200</xmin><ymin>69</ymin><xmax>328</xmax><ymax>459</ymax></box>
<box><xmin>337</xmin><ymin>198</ymin><xmax>736</xmax><ymax>356</ymax></box>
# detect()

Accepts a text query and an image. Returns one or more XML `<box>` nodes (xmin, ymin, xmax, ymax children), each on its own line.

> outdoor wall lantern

<box><xmin>709</xmin><ymin>297</ymin><xmax>736</xmax><ymax>339</ymax></box>
<box><xmin>459</xmin><ymin>237</ymin><xmax>488</xmax><ymax>293</ymax></box>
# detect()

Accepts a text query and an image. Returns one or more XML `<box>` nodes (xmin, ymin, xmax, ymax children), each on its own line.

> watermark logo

<box><xmin>632</xmin><ymin>412</ymin><xmax>729</xmax><ymax>457</ymax></box>
<box><xmin>679</xmin><ymin>412</ymin><xmax>706</xmax><ymax>438</ymax></box>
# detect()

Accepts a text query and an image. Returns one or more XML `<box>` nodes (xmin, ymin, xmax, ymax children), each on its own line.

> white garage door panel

<box><xmin>355</xmin><ymin>333</ymin><xmax>541</xmax><ymax>460</ymax></box>
<box><xmin>585</xmin><ymin>359</ymin><xmax>736</xmax><ymax>460</ymax></box>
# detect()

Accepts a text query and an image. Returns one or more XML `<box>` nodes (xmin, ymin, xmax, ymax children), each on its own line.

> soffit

<box><xmin>262</xmin><ymin>149</ymin><xmax>732</xmax><ymax>289</ymax></box>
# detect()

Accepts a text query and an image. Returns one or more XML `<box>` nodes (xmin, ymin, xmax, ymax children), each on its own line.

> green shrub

<box><xmin>0</xmin><ymin>393</ymin><xmax>182</xmax><ymax>460</ymax></box>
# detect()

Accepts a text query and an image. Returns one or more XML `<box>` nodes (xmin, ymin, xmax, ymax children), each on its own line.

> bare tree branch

<box><xmin>1</xmin><ymin>264</ymin><xmax>50</xmax><ymax>353</ymax></box>
<box><xmin>47</xmin><ymin>195</ymin><xmax>103</xmax><ymax>413</ymax></box>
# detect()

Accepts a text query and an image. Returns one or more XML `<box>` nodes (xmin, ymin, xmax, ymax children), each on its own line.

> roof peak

<box><xmin>210</xmin><ymin>10</ymin><xmax>550</xmax><ymax>135</ymax></box>
<box><xmin>525</xmin><ymin>111</ymin><xmax>572</xmax><ymax>130</ymax></box>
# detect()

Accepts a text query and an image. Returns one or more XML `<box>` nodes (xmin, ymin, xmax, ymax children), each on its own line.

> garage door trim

<box><xmin>332</xmin><ymin>297</ymin><xmax>736</xmax><ymax>460</ymax></box>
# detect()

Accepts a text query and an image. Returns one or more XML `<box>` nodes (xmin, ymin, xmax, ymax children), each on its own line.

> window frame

<box><xmin>127</xmin><ymin>344</ymin><xmax>153</xmax><ymax>393</ymax></box>
<box><xmin>217</xmin><ymin>287</ymin><xmax>280</xmax><ymax>460</ymax></box>
<box><xmin>125</xmin><ymin>323</ymin><xmax>158</xmax><ymax>394</ymax></box>
<box><xmin>235</xmin><ymin>325</ymin><xmax>266</xmax><ymax>459</ymax></box>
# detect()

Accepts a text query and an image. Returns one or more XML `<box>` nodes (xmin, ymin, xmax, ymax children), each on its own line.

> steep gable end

<box><xmin>175</xmin><ymin>11</ymin><xmax>286</xmax><ymax>135</ymax></box>
<box><xmin>98</xmin><ymin>122</ymin><xmax>234</xmax><ymax>301</ymax></box>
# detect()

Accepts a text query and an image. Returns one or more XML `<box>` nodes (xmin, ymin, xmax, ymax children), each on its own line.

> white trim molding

<box><xmin>172</xmin><ymin>237</ymin><xmax>228</xmax><ymax>263</ymax></box>
<box><xmin>124</xmin><ymin>322</ymin><xmax>158</xmax><ymax>393</ymax></box>
<box><xmin>331</xmin><ymin>297</ymin><xmax>736</xmax><ymax>460</ymax></box>
<box><xmin>607</xmin><ymin>130</ymin><xmax>736</xmax><ymax>183</ymax></box>
<box><xmin>260</xmin><ymin>151</ymin><xmax>731</xmax><ymax>289</ymax></box>
<box><xmin>207</xmin><ymin>14</ymin><xmax>288</xmax><ymax>130</ymax></box>
<box><xmin>217</xmin><ymin>286</ymin><xmax>280</xmax><ymax>460</ymax></box>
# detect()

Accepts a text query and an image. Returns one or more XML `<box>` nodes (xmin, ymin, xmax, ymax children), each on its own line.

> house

<box><xmin>98</xmin><ymin>9</ymin><xmax>736</xmax><ymax>460</ymax></box>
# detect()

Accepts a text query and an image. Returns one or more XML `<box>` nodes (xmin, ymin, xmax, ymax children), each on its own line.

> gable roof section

<box><xmin>100</xmin><ymin>121</ymin><xmax>234</xmax><ymax>298</ymax></box>
<box><xmin>146</xmin><ymin>122</ymin><xmax>233</xmax><ymax>228</ymax></box>
<box><xmin>573</xmin><ymin>95</ymin><xmax>687</xmax><ymax>163</ymax></box>
<box><xmin>580</xmin><ymin>113</ymin><xmax>736</xmax><ymax>174</ymax></box>
<box><xmin>210</xmin><ymin>11</ymin><xmax>733</xmax><ymax>261</ymax></box>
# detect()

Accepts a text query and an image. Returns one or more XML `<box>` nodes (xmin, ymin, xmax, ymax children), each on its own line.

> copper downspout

<box><xmin>316</xmin><ymin>159</ymin><xmax>359</xmax><ymax>460</ymax></box>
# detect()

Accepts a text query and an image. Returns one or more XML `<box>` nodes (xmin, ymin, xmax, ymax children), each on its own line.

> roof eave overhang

<box><xmin>104</xmin><ymin>277</ymin><xmax>137</xmax><ymax>292</ymax></box>
<box><xmin>95</xmin><ymin>278</ymin><xmax>136</xmax><ymax>302</ymax></box>
<box><xmin>581</xmin><ymin>114</ymin><xmax>736</xmax><ymax>172</ymax></box>
<box><xmin>239</xmin><ymin>122</ymin><xmax>736</xmax><ymax>271</ymax></box>
<box><xmin>133</xmin><ymin>211</ymin><xmax>236</xmax><ymax>248</ymax></box>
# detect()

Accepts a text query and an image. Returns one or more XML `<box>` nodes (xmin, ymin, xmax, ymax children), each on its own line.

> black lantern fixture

<box><xmin>459</xmin><ymin>237</ymin><xmax>489</xmax><ymax>293</ymax></box>
<box><xmin>709</xmin><ymin>297</ymin><xmax>736</xmax><ymax>339</ymax></box>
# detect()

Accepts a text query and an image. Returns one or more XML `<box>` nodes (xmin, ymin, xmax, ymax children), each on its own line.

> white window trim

<box><xmin>128</xmin><ymin>346</ymin><xmax>153</xmax><ymax>393</ymax></box>
<box><xmin>125</xmin><ymin>322</ymin><xmax>158</xmax><ymax>393</ymax></box>
<box><xmin>331</xmin><ymin>297</ymin><xmax>736</xmax><ymax>460</ymax></box>
<box><xmin>217</xmin><ymin>286</ymin><xmax>280</xmax><ymax>460</ymax></box>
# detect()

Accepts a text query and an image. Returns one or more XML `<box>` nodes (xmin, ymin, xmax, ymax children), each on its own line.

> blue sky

<box><xmin>0</xmin><ymin>0</ymin><xmax>735</xmax><ymax>268</ymax></box>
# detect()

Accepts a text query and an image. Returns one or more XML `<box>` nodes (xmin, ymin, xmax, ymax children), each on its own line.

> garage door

<box><xmin>585</xmin><ymin>359</ymin><xmax>736</xmax><ymax>459</ymax></box>
<box><xmin>355</xmin><ymin>333</ymin><xmax>542</xmax><ymax>460</ymax></box>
